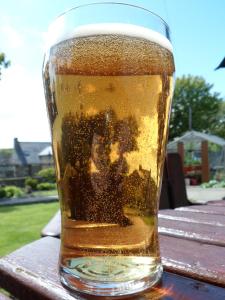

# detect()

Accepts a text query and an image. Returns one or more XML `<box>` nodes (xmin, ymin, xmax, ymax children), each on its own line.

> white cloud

<box><xmin>0</xmin><ymin>64</ymin><xmax>51</xmax><ymax>148</ymax></box>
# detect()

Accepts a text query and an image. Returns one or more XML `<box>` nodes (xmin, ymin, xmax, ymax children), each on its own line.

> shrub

<box><xmin>25</xmin><ymin>177</ymin><xmax>38</xmax><ymax>190</ymax></box>
<box><xmin>37</xmin><ymin>182</ymin><xmax>56</xmax><ymax>191</ymax></box>
<box><xmin>214</xmin><ymin>170</ymin><xmax>225</xmax><ymax>182</ymax></box>
<box><xmin>201</xmin><ymin>180</ymin><xmax>225</xmax><ymax>188</ymax></box>
<box><xmin>37</xmin><ymin>168</ymin><xmax>56</xmax><ymax>183</ymax></box>
<box><xmin>0</xmin><ymin>187</ymin><xmax>6</xmax><ymax>198</ymax></box>
<box><xmin>212</xmin><ymin>181</ymin><xmax>225</xmax><ymax>188</ymax></box>
<box><xmin>4</xmin><ymin>186</ymin><xmax>24</xmax><ymax>198</ymax></box>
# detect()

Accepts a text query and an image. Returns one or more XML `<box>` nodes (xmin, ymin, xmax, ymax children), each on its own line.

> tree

<box><xmin>169</xmin><ymin>75</ymin><xmax>224</xmax><ymax>140</ymax></box>
<box><xmin>0</xmin><ymin>52</ymin><xmax>10</xmax><ymax>80</ymax></box>
<box><xmin>37</xmin><ymin>167</ymin><xmax>56</xmax><ymax>183</ymax></box>
<box><xmin>211</xmin><ymin>101</ymin><xmax>225</xmax><ymax>138</ymax></box>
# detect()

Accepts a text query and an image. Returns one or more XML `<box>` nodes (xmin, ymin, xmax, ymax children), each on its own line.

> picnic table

<box><xmin>1</xmin><ymin>200</ymin><xmax>225</xmax><ymax>299</ymax></box>
<box><xmin>0</xmin><ymin>153</ymin><xmax>224</xmax><ymax>299</ymax></box>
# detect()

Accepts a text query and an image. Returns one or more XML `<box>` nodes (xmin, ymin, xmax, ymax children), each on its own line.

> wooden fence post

<box><xmin>201</xmin><ymin>141</ymin><xmax>210</xmax><ymax>183</ymax></box>
<box><xmin>177</xmin><ymin>142</ymin><xmax>184</xmax><ymax>166</ymax></box>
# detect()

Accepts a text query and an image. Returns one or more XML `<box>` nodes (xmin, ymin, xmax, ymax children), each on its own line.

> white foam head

<box><xmin>47</xmin><ymin>23</ymin><xmax>173</xmax><ymax>52</ymax></box>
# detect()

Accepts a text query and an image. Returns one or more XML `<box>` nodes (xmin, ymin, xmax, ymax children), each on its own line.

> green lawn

<box><xmin>0</xmin><ymin>202</ymin><xmax>59</xmax><ymax>257</ymax></box>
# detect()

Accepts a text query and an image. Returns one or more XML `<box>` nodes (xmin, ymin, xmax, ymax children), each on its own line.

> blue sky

<box><xmin>0</xmin><ymin>0</ymin><xmax>224</xmax><ymax>148</ymax></box>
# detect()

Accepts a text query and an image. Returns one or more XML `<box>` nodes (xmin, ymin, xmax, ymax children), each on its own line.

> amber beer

<box><xmin>43</xmin><ymin>23</ymin><xmax>175</xmax><ymax>294</ymax></box>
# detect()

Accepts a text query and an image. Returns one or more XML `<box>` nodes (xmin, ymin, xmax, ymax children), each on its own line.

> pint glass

<box><xmin>43</xmin><ymin>2</ymin><xmax>175</xmax><ymax>296</ymax></box>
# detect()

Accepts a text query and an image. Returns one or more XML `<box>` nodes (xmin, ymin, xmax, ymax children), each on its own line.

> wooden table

<box><xmin>1</xmin><ymin>201</ymin><xmax>225</xmax><ymax>299</ymax></box>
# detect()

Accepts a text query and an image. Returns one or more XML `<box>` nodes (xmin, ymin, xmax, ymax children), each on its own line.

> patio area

<box><xmin>187</xmin><ymin>185</ymin><xmax>225</xmax><ymax>204</ymax></box>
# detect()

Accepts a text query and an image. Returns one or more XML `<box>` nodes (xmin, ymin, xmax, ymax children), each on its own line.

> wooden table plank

<box><xmin>41</xmin><ymin>210</ymin><xmax>61</xmax><ymax>238</ymax></box>
<box><xmin>42</xmin><ymin>209</ymin><xmax>225</xmax><ymax>244</ymax></box>
<box><xmin>176</xmin><ymin>205</ymin><xmax>225</xmax><ymax>215</ymax></box>
<box><xmin>160</xmin><ymin>235</ymin><xmax>225</xmax><ymax>287</ymax></box>
<box><xmin>159</xmin><ymin>209</ymin><xmax>225</xmax><ymax>226</ymax></box>
<box><xmin>207</xmin><ymin>200</ymin><xmax>225</xmax><ymax>207</ymax></box>
<box><xmin>0</xmin><ymin>237</ymin><xmax>76</xmax><ymax>300</ymax></box>
<box><xmin>159</xmin><ymin>218</ymin><xmax>225</xmax><ymax>246</ymax></box>
<box><xmin>0</xmin><ymin>237</ymin><xmax>225</xmax><ymax>300</ymax></box>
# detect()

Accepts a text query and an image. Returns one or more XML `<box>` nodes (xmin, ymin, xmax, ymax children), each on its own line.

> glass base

<box><xmin>60</xmin><ymin>256</ymin><xmax>163</xmax><ymax>296</ymax></box>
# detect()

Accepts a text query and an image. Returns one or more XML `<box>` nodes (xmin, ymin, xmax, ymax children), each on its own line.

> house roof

<box><xmin>20</xmin><ymin>142</ymin><xmax>51</xmax><ymax>164</ymax></box>
<box><xmin>39</xmin><ymin>146</ymin><xmax>53</xmax><ymax>156</ymax></box>
<box><xmin>12</xmin><ymin>138</ymin><xmax>51</xmax><ymax>165</ymax></box>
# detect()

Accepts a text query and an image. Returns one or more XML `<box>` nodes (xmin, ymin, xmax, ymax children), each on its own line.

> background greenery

<box><xmin>0</xmin><ymin>167</ymin><xmax>57</xmax><ymax>199</ymax></box>
<box><xmin>169</xmin><ymin>75</ymin><xmax>225</xmax><ymax>140</ymax></box>
<box><xmin>0</xmin><ymin>202</ymin><xmax>59</xmax><ymax>256</ymax></box>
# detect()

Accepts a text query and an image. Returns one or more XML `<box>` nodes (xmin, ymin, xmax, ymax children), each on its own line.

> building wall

<box><xmin>14</xmin><ymin>163</ymin><xmax>54</xmax><ymax>177</ymax></box>
<box><xmin>0</xmin><ymin>165</ymin><xmax>16</xmax><ymax>178</ymax></box>
<box><xmin>39</xmin><ymin>155</ymin><xmax>54</xmax><ymax>166</ymax></box>
<box><xmin>0</xmin><ymin>162</ymin><xmax>54</xmax><ymax>179</ymax></box>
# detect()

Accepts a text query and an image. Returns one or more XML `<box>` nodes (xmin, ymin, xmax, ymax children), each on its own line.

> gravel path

<box><xmin>0</xmin><ymin>195</ymin><xmax>58</xmax><ymax>206</ymax></box>
<box><xmin>187</xmin><ymin>186</ymin><xmax>225</xmax><ymax>204</ymax></box>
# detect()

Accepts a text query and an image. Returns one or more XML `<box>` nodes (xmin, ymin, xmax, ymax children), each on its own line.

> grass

<box><xmin>0</xmin><ymin>202</ymin><xmax>59</xmax><ymax>257</ymax></box>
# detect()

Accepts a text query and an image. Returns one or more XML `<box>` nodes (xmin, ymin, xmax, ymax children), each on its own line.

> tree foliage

<box><xmin>25</xmin><ymin>177</ymin><xmax>38</xmax><ymax>190</ymax></box>
<box><xmin>169</xmin><ymin>75</ymin><xmax>224</xmax><ymax>140</ymax></box>
<box><xmin>0</xmin><ymin>52</ymin><xmax>10</xmax><ymax>79</ymax></box>
<box><xmin>211</xmin><ymin>101</ymin><xmax>225</xmax><ymax>138</ymax></box>
<box><xmin>37</xmin><ymin>167</ymin><xmax>56</xmax><ymax>183</ymax></box>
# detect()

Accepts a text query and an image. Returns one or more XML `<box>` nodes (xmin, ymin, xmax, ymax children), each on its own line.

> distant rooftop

<box><xmin>39</xmin><ymin>146</ymin><xmax>53</xmax><ymax>156</ymax></box>
<box><xmin>168</xmin><ymin>130</ymin><xmax>225</xmax><ymax>150</ymax></box>
<box><xmin>12</xmin><ymin>138</ymin><xmax>52</xmax><ymax>165</ymax></box>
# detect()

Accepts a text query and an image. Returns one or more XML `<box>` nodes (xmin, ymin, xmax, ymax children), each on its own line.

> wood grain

<box><xmin>0</xmin><ymin>237</ymin><xmax>225</xmax><ymax>299</ymax></box>
<box><xmin>207</xmin><ymin>200</ymin><xmax>225</xmax><ymax>207</ymax></box>
<box><xmin>159</xmin><ymin>209</ymin><xmax>225</xmax><ymax>226</ymax></box>
<box><xmin>176</xmin><ymin>205</ymin><xmax>225</xmax><ymax>215</ymax></box>
<box><xmin>159</xmin><ymin>218</ymin><xmax>225</xmax><ymax>246</ymax></box>
<box><xmin>160</xmin><ymin>235</ymin><xmax>225</xmax><ymax>287</ymax></box>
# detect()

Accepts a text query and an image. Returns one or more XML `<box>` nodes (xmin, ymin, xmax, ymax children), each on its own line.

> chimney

<box><xmin>14</xmin><ymin>138</ymin><xmax>27</xmax><ymax>165</ymax></box>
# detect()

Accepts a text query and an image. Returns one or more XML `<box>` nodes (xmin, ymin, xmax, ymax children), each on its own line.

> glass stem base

<box><xmin>60</xmin><ymin>257</ymin><xmax>163</xmax><ymax>296</ymax></box>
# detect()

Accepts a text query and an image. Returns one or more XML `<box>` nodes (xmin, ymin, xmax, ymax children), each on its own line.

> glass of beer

<box><xmin>43</xmin><ymin>2</ymin><xmax>175</xmax><ymax>297</ymax></box>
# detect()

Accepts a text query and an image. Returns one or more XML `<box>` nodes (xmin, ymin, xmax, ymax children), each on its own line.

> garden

<box><xmin>0</xmin><ymin>167</ymin><xmax>57</xmax><ymax>200</ymax></box>
<box><xmin>0</xmin><ymin>167</ymin><xmax>59</xmax><ymax>257</ymax></box>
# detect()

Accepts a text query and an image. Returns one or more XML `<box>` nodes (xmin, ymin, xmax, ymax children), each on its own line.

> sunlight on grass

<box><xmin>0</xmin><ymin>202</ymin><xmax>59</xmax><ymax>257</ymax></box>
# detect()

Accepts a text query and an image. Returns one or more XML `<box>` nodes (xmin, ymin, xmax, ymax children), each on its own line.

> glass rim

<box><xmin>56</xmin><ymin>2</ymin><xmax>170</xmax><ymax>33</ymax></box>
